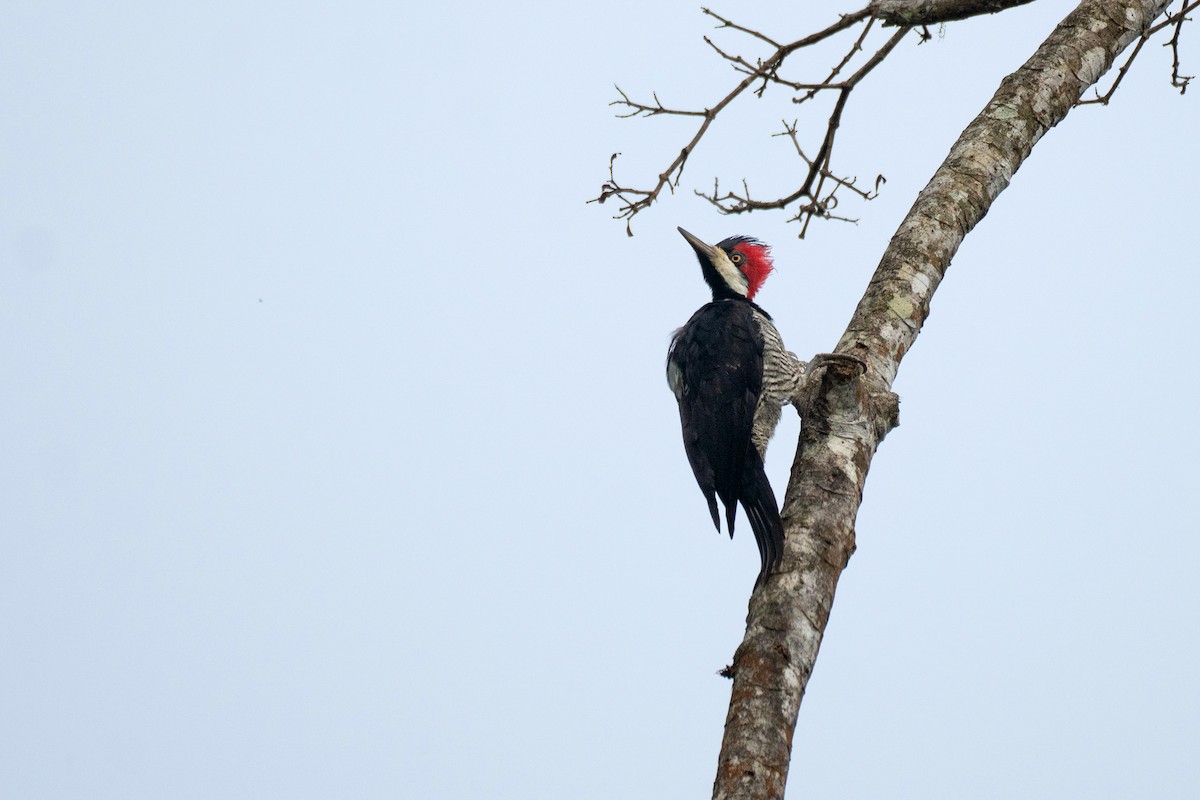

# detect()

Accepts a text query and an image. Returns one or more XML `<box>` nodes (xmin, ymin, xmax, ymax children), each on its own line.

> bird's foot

<box><xmin>804</xmin><ymin>353</ymin><xmax>866</xmax><ymax>378</ymax></box>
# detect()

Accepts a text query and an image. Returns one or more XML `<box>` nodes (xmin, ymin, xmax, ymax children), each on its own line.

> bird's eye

<box><xmin>730</xmin><ymin>252</ymin><xmax>743</xmax><ymax>264</ymax></box>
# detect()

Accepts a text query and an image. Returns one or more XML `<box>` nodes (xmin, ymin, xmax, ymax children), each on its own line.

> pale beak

<box><xmin>677</xmin><ymin>227</ymin><xmax>722</xmax><ymax>265</ymax></box>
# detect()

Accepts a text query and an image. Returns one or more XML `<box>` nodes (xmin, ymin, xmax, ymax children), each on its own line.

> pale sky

<box><xmin>2</xmin><ymin>2</ymin><xmax>1198</xmax><ymax>798</ymax></box>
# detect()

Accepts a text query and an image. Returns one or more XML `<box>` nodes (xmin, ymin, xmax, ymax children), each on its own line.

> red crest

<box><xmin>732</xmin><ymin>241</ymin><xmax>774</xmax><ymax>300</ymax></box>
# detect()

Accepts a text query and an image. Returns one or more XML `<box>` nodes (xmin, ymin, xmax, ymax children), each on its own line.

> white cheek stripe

<box><xmin>714</xmin><ymin>252</ymin><xmax>748</xmax><ymax>296</ymax></box>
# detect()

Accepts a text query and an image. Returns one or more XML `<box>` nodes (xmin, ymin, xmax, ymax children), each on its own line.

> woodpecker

<box><xmin>666</xmin><ymin>227</ymin><xmax>806</xmax><ymax>584</ymax></box>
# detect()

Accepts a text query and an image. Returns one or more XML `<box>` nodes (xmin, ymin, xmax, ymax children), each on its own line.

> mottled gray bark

<box><xmin>870</xmin><ymin>0</ymin><xmax>1037</xmax><ymax>26</ymax></box>
<box><xmin>712</xmin><ymin>1</ymin><xmax>1173</xmax><ymax>799</ymax></box>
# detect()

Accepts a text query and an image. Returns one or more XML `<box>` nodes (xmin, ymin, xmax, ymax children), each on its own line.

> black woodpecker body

<box><xmin>666</xmin><ymin>227</ymin><xmax>805</xmax><ymax>584</ymax></box>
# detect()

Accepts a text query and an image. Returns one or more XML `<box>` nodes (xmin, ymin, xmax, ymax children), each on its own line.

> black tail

<box><xmin>739</xmin><ymin>456</ymin><xmax>785</xmax><ymax>585</ymax></box>
<box><xmin>704</xmin><ymin>491</ymin><xmax>721</xmax><ymax>533</ymax></box>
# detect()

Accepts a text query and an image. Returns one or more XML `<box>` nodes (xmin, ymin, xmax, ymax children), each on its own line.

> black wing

<box><xmin>668</xmin><ymin>301</ymin><xmax>781</xmax><ymax>579</ymax></box>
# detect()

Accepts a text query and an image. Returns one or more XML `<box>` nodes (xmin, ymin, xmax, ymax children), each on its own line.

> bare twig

<box><xmin>609</xmin><ymin>86</ymin><xmax>708</xmax><ymax>119</ymax></box>
<box><xmin>776</xmin><ymin>120</ymin><xmax>880</xmax><ymax>201</ymax></box>
<box><xmin>702</xmin><ymin>36</ymin><xmax>763</xmax><ymax>82</ymax></box>
<box><xmin>695</xmin><ymin>27</ymin><xmax>908</xmax><ymax>236</ymax></box>
<box><xmin>589</xmin><ymin>7</ymin><xmax>875</xmax><ymax>235</ymax></box>
<box><xmin>796</xmin><ymin>17</ymin><xmax>877</xmax><ymax>104</ymax></box>
<box><xmin>774</xmin><ymin>120</ymin><xmax>884</xmax><ymax>236</ymax></box>
<box><xmin>1166</xmin><ymin>0</ymin><xmax>1194</xmax><ymax>91</ymax></box>
<box><xmin>702</xmin><ymin>14</ymin><xmax>879</xmax><ymax>101</ymax></box>
<box><xmin>703</xmin><ymin>7</ymin><xmax>783</xmax><ymax>49</ymax></box>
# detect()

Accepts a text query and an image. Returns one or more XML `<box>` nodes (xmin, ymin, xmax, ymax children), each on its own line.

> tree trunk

<box><xmin>711</xmin><ymin>1</ymin><xmax>1173</xmax><ymax>798</ymax></box>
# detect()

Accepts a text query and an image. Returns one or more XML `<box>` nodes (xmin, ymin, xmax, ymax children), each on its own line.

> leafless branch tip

<box><xmin>593</xmin><ymin>6</ymin><xmax>899</xmax><ymax>234</ymax></box>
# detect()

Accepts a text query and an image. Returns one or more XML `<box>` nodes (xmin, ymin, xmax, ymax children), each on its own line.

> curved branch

<box><xmin>711</xmin><ymin>1</ymin><xmax>1174</xmax><ymax>798</ymax></box>
<box><xmin>869</xmin><ymin>0</ymin><xmax>1037</xmax><ymax>26</ymax></box>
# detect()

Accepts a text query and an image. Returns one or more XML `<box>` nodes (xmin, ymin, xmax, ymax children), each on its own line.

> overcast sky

<box><xmin>2</xmin><ymin>2</ymin><xmax>1198</xmax><ymax>798</ymax></box>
